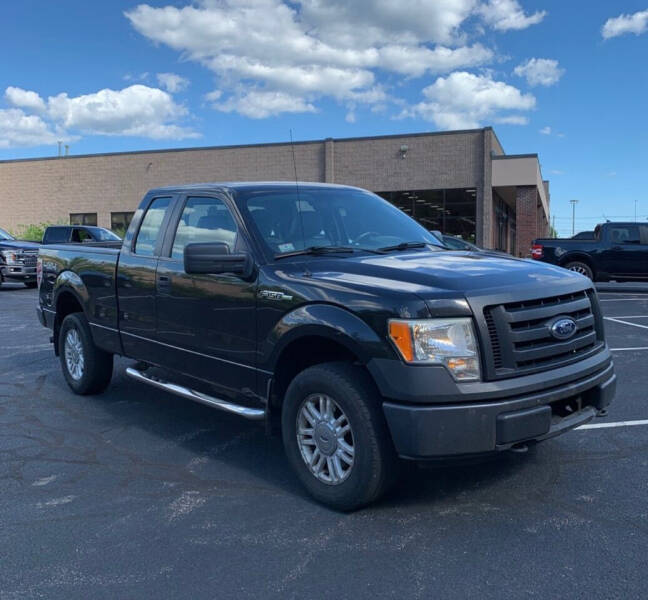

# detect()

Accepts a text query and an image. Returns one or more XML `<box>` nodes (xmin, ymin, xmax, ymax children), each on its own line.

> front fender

<box><xmin>262</xmin><ymin>303</ymin><xmax>391</xmax><ymax>371</ymax></box>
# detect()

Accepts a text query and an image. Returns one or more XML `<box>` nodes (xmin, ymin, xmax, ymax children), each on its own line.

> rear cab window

<box><xmin>44</xmin><ymin>228</ymin><xmax>70</xmax><ymax>244</ymax></box>
<box><xmin>134</xmin><ymin>197</ymin><xmax>173</xmax><ymax>256</ymax></box>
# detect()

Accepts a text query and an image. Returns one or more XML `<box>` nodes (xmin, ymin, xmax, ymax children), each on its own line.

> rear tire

<box><xmin>59</xmin><ymin>313</ymin><xmax>113</xmax><ymax>395</ymax></box>
<box><xmin>282</xmin><ymin>362</ymin><xmax>397</xmax><ymax>511</ymax></box>
<box><xmin>564</xmin><ymin>261</ymin><xmax>594</xmax><ymax>280</ymax></box>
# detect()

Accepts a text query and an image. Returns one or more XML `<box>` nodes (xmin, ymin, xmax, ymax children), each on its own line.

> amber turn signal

<box><xmin>388</xmin><ymin>320</ymin><xmax>414</xmax><ymax>362</ymax></box>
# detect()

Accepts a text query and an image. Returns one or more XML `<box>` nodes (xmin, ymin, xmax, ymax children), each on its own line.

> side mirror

<box><xmin>184</xmin><ymin>242</ymin><xmax>253</xmax><ymax>278</ymax></box>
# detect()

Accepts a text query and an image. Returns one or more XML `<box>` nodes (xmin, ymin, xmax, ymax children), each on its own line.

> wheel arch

<box><xmin>52</xmin><ymin>273</ymin><xmax>89</xmax><ymax>355</ymax></box>
<box><xmin>559</xmin><ymin>252</ymin><xmax>596</xmax><ymax>273</ymax></box>
<box><xmin>265</xmin><ymin>304</ymin><xmax>388</xmax><ymax>416</ymax></box>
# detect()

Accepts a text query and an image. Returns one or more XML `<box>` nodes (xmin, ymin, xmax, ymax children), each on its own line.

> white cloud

<box><xmin>540</xmin><ymin>125</ymin><xmax>552</xmax><ymax>135</ymax></box>
<box><xmin>401</xmin><ymin>71</ymin><xmax>535</xmax><ymax>129</ymax></box>
<box><xmin>514</xmin><ymin>58</ymin><xmax>564</xmax><ymax>86</ymax></box>
<box><xmin>46</xmin><ymin>85</ymin><xmax>198</xmax><ymax>139</ymax></box>
<box><xmin>494</xmin><ymin>115</ymin><xmax>528</xmax><ymax>125</ymax></box>
<box><xmin>477</xmin><ymin>0</ymin><xmax>546</xmax><ymax>31</ymax></box>
<box><xmin>125</xmin><ymin>0</ymin><xmax>538</xmax><ymax>119</ymax></box>
<box><xmin>4</xmin><ymin>87</ymin><xmax>47</xmax><ymax>113</ymax></box>
<box><xmin>602</xmin><ymin>10</ymin><xmax>648</xmax><ymax>39</ymax></box>
<box><xmin>1</xmin><ymin>83</ymin><xmax>198</xmax><ymax>147</ymax></box>
<box><xmin>0</xmin><ymin>108</ymin><xmax>61</xmax><ymax>148</ymax></box>
<box><xmin>378</xmin><ymin>44</ymin><xmax>494</xmax><ymax>77</ymax></box>
<box><xmin>157</xmin><ymin>73</ymin><xmax>190</xmax><ymax>93</ymax></box>
<box><xmin>211</xmin><ymin>90</ymin><xmax>316</xmax><ymax>119</ymax></box>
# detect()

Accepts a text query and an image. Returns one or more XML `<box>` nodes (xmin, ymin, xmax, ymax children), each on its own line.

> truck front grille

<box><xmin>482</xmin><ymin>290</ymin><xmax>604</xmax><ymax>380</ymax></box>
<box><xmin>18</xmin><ymin>251</ymin><xmax>38</xmax><ymax>266</ymax></box>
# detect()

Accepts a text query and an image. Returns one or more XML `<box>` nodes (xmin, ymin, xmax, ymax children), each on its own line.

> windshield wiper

<box><xmin>275</xmin><ymin>246</ymin><xmax>356</xmax><ymax>259</ymax></box>
<box><xmin>377</xmin><ymin>241</ymin><xmax>429</xmax><ymax>253</ymax></box>
<box><xmin>274</xmin><ymin>245</ymin><xmax>388</xmax><ymax>260</ymax></box>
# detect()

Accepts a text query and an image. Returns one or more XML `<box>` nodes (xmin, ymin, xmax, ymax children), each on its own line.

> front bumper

<box><xmin>1</xmin><ymin>264</ymin><xmax>36</xmax><ymax>282</ymax></box>
<box><xmin>371</xmin><ymin>351</ymin><xmax>615</xmax><ymax>459</ymax></box>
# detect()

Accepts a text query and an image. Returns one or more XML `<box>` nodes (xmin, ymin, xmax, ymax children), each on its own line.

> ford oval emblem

<box><xmin>549</xmin><ymin>317</ymin><xmax>577</xmax><ymax>340</ymax></box>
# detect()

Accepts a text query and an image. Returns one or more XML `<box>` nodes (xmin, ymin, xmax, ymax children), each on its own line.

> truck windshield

<box><xmin>240</xmin><ymin>188</ymin><xmax>443</xmax><ymax>256</ymax></box>
<box><xmin>0</xmin><ymin>228</ymin><xmax>15</xmax><ymax>241</ymax></box>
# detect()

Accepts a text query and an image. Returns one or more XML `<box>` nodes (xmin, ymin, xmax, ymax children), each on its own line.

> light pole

<box><xmin>570</xmin><ymin>199</ymin><xmax>578</xmax><ymax>236</ymax></box>
<box><xmin>635</xmin><ymin>199</ymin><xmax>638</xmax><ymax>222</ymax></box>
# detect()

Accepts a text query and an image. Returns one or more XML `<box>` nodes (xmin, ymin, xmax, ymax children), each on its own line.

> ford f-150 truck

<box><xmin>532</xmin><ymin>222</ymin><xmax>648</xmax><ymax>281</ymax></box>
<box><xmin>37</xmin><ymin>183</ymin><xmax>616</xmax><ymax>509</ymax></box>
<box><xmin>0</xmin><ymin>227</ymin><xmax>39</xmax><ymax>287</ymax></box>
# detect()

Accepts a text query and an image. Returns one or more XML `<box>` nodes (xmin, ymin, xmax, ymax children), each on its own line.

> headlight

<box><xmin>0</xmin><ymin>250</ymin><xmax>16</xmax><ymax>263</ymax></box>
<box><xmin>388</xmin><ymin>317</ymin><xmax>481</xmax><ymax>381</ymax></box>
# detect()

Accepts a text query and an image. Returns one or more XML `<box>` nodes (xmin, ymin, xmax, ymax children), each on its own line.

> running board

<box><xmin>125</xmin><ymin>367</ymin><xmax>266</xmax><ymax>421</ymax></box>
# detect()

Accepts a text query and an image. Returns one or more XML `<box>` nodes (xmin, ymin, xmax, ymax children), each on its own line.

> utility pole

<box><xmin>570</xmin><ymin>199</ymin><xmax>578</xmax><ymax>236</ymax></box>
<box><xmin>635</xmin><ymin>199</ymin><xmax>638</xmax><ymax>222</ymax></box>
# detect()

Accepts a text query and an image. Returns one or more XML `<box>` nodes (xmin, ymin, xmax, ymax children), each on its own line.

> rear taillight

<box><xmin>36</xmin><ymin>257</ymin><xmax>42</xmax><ymax>288</ymax></box>
<box><xmin>531</xmin><ymin>244</ymin><xmax>543</xmax><ymax>259</ymax></box>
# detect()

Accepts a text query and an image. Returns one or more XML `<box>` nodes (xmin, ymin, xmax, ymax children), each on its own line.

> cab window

<box><xmin>134</xmin><ymin>197</ymin><xmax>172</xmax><ymax>256</ymax></box>
<box><xmin>171</xmin><ymin>197</ymin><xmax>238</xmax><ymax>260</ymax></box>
<box><xmin>608</xmin><ymin>225</ymin><xmax>640</xmax><ymax>244</ymax></box>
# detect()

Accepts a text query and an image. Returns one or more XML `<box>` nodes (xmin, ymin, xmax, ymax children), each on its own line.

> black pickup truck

<box><xmin>37</xmin><ymin>183</ymin><xmax>616</xmax><ymax>509</ymax></box>
<box><xmin>0</xmin><ymin>227</ymin><xmax>39</xmax><ymax>287</ymax></box>
<box><xmin>532</xmin><ymin>222</ymin><xmax>648</xmax><ymax>281</ymax></box>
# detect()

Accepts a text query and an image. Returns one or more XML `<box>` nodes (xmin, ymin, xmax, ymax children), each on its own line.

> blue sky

<box><xmin>1</xmin><ymin>0</ymin><xmax>647</xmax><ymax>236</ymax></box>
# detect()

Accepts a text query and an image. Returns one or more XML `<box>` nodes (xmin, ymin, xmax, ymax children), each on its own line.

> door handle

<box><xmin>157</xmin><ymin>275</ymin><xmax>171</xmax><ymax>291</ymax></box>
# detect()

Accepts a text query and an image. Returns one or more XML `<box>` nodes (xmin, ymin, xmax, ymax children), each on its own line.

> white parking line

<box><xmin>610</xmin><ymin>347</ymin><xmax>648</xmax><ymax>351</ymax></box>
<box><xmin>605</xmin><ymin>315</ymin><xmax>648</xmax><ymax>319</ymax></box>
<box><xmin>604</xmin><ymin>317</ymin><xmax>648</xmax><ymax>330</ymax></box>
<box><xmin>578</xmin><ymin>419</ymin><xmax>648</xmax><ymax>430</ymax></box>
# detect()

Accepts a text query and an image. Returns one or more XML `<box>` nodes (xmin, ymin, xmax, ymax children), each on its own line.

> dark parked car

<box><xmin>532</xmin><ymin>222</ymin><xmax>648</xmax><ymax>280</ymax></box>
<box><xmin>0</xmin><ymin>227</ymin><xmax>39</xmax><ymax>287</ymax></box>
<box><xmin>42</xmin><ymin>225</ymin><xmax>121</xmax><ymax>245</ymax></box>
<box><xmin>37</xmin><ymin>183</ymin><xmax>615</xmax><ymax>509</ymax></box>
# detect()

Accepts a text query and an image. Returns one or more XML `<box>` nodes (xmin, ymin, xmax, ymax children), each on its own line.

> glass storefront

<box><xmin>377</xmin><ymin>188</ymin><xmax>477</xmax><ymax>243</ymax></box>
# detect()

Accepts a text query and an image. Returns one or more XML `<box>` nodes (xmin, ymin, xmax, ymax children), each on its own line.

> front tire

<box><xmin>59</xmin><ymin>313</ymin><xmax>113</xmax><ymax>395</ymax></box>
<box><xmin>282</xmin><ymin>362</ymin><xmax>397</xmax><ymax>511</ymax></box>
<box><xmin>564</xmin><ymin>261</ymin><xmax>594</xmax><ymax>280</ymax></box>
<box><xmin>24</xmin><ymin>281</ymin><xmax>38</xmax><ymax>289</ymax></box>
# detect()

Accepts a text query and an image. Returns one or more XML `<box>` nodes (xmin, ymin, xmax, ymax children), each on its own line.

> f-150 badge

<box><xmin>259</xmin><ymin>290</ymin><xmax>293</xmax><ymax>301</ymax></box>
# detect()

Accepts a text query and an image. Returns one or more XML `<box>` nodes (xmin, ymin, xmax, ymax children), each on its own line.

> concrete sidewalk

<box><xmin>596</xmin><ymin>281</ymin><xmax>648</xmax><ymax>294</ymax></box>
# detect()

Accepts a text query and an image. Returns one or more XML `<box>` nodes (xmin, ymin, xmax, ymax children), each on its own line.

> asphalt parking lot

<box><xmin>1</xmin><ymin>284</ymin><xmax>648</xmax><ymax>599</ymax></box>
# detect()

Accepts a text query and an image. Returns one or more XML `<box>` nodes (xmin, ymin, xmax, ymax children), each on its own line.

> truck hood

<box><xmin>0</xmin><ymin>240</ymin><xmax>40</xmax><ymax>251</ymax></box>
<box><xmin>305</xmin><ymin>250</ymin><xmax>588</xmax><ymax>298</ymax></box>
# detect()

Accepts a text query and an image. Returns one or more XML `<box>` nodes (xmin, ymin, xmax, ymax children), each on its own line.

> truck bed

<box><xmin>39</xmin><ymin>243</ymin><xmax>121</xmax><ymax>332</ymax></box>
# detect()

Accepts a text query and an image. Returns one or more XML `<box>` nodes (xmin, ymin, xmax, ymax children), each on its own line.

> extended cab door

<box><xmin>154</xmin><ymin>194</ymin><xmax>258</xmax><ymax>404</ymax></box>
<box><xmin>117</xmin><ymin>195</ymin><xmax>175</xmax><ymax>362</ymax></box>
<box><xmin>601</xmin><ymin>224</ymin><xmax>646</xmax><ymax>277</ymax></box>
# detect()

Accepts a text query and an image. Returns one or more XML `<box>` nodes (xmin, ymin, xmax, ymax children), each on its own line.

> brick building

<box><xmin>0</xmin><ymin>127</ymin><xmax>549</xmax><ymax>256</ymax></box>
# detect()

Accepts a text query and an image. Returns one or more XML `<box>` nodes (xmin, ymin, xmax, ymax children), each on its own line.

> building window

<box><xmin>70</xmin><ymin>213</ymin><xmax>97</xmax><ymax>226</ymax></box>
<box><xmin>377</xmin><ymin>188</ymin><xmax>476</xmax><ymax>243</ymax></box>
<box><xmin>111</xmin><ymin>211</ymin><xmax>135</xmax><ymax>235</ymax></box>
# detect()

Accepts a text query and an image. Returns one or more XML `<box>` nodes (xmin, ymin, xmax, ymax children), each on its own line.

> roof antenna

<box><xmin>290</xmin><ymin>129</ymin><xmax>305</xmax><ymax>249</ymax></box>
